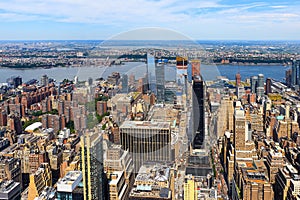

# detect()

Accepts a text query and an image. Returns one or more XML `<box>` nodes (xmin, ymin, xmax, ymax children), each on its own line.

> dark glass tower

<box><xmin>155</xmin><ymin>62</ymin><xmax>165</xmax><ymax>103</ymax></box>
<box><xmin>147</xmin><ymin>53</ymin><xmax>157</xmax><ymax>95</ymax></box>
<box><xmin>292</xmin><ymin>60</ymin><xmax>300</xmax><ymax>87</ymax></box>
<box><xmin>192</xmin><ymin>78</ymin><xmax>205</xmax><ymax>149</ymax></box>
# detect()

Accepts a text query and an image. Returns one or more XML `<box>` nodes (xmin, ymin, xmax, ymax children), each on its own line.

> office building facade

<box><xmin>81</xmin><ymin>129</ymin><xmax>105</xmax><ymax>200</ymax></box>
<box><xmin>120</xmin><ymin>121</ymin><xmax>171</xmax><ymax>172</ymax></box>
<box><xmin>147</xmin><ymin>53</ymin><xmax>157</xmax><ymax>95</ymax></box>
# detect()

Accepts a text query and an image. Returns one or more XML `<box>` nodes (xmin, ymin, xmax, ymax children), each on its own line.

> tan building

<box><xmin>234</xmin><ymin>101</ymin><xmax>247</xmax><ymax>152</ymax></box>
<box><xmin>184</xmin><ymin>175</ymin><xmax>195</xmax><ymax>200</ymax></box>
<box><xmin>104</xmin><ymin>144</ymin><xmax>134</xmax><ymax>187</ymax></box>
<box><xmin>0</xmin><ymin>157</ymin><xmax>21</xmax><ymax>184</ymax></box>
<box><xmin>109</xmin><ymin>171</ymin><xmax>127</xmax><ymax>200</ymax></box>
<box><xmin>287</xmin><ymin>177</ymin><xmax>300</xmax><ymax>200</ymax></box>
<box><xmin>28</xmin><ymin>163</ymin><xmax>52</xmax><ymax>200</ymax></box>
<box><xmin>232</xmin><ymin>160</ymin><xmax>273</xmax><ymax>200</ymax></box>
<box><xmin>274</xmin><ymin>164</ymin><xmax>298</xmax><ymax>200</ymax></box>
<box><xmin>265</xmin><ymin>149</ymin><xmax>285</xmax><ymax>184</ymax></box>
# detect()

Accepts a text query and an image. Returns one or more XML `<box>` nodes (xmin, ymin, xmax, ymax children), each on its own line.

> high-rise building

<box><xmin>147</xmin><ymin>53</ymin><xmax>157</xmax><ymax>95</ymax></box>
<box><xmin>184</xmin><ymin>175</ymin><xmax>195</xmax><ymax>200</ymax></box>
<box><xmin>0</xmin><ymin>110</ymin><xmax>7</xmax><ymax>126</ymax></box>
<box><xmin>191</xmin><ymin>60</ymin><xmax>200</xmax><ymax>78</ymax></box>
<box><xmin>257</xmin><ymin>74</ymin><xmax>265</xmax><ymax>97</ymax></box>
<box><xmin>80</xmin><ymin>129</ymin><xmax>105</xmax><ymax>200</ymax></box>
<box><xmin>192</xmin><ymin>78</ymin><xmax>205</xmax><ymax>149</ymax></box>
<box><xmin>233</xmin><ymin>101</ymin><xmax>247</xmax><ymax>152</ymax></box>
<box><xmin>104</xmin><ymin>144</ymin><xmax>134</xmax><ymax>187</ymax></box>
<box><xmin>266</xmin><ymin>78</ymin><xmax>272</xmax><ymax>94</ymax></box>
<box><xmin>156</xmin><ymin>62</ymin><xmax>165</xmax><ymax>103</ymax></box>
<box><xmin>42</xmin><ymin>114</ymin><xmax>65</xmax><ymax>133</ymax></box>
<box><xmin>187</xmin><ymin>63</ymin><xmax>192</xmax><ymax>83</ymax></box>
<box><xmin>8</xmin><ymin>113</ymin><xmax>22</xmax><ymax>134</ymax></box>
<box><xmin>0</xmin><ymin>157</ymin><xmax>21</xmax><ymax>184</ymax></box>
<box><xmin>250</xmin><ymin>76</ymin><xmax>258</xmax><ymax>94</ymax></box>
<box><xmin>40</xmin><ymin>75</ymin><xmax>49</xmax><ymax>86</ymax></box>
<box><xmin>28</xmin><ymin>163</ymin><xmax>52</xmax><ymax>200</ymax></box>
<box><xmin>274</xmin><ymin>164</ymin><xmax>298</xmax><ymax>200</ymax></box>
<box><xmin>120</xmin><ymin>121</ymin><xmax>172</xmax><ymax>172</ymax></box>
<box><xmin>235</xmin><ymin>72</ymin><xmax>241</xmax><ymax>87</ymax></box>
<box><xmin>258</xmin><ymin>74</ymin><xmax>264</xmax><ymax>88</ymax></box>
<box><xmin>176</xmin><ymin>56</ymin><xmax>188</xmax><ymax>87</ymax></box>
<box><xmin>291</xmin><ymin>60</ymin><xmax>300</xmax><ymax>87</ymax></box>
<box><xmin>286</xmin><ymin>69</ymin><xmax>292</xmax><ymax>87</ymax></box>
<box><xmin>121</xmin><ymin>74</ymin><xmax>129</xmax><ymax>93</ymax></box>
<box><xmin>108</xmin><ymin>171</ymin><xmax>128</xmax><ymax>200</ymax></box>
<box><xmin>232</xmin><ymin>161</ymin><xmax>273</xmax><ymax>200</ymax></box>
<box><xmin>287</xmin><ymin>177</ymin><xmax>300</xmax><ymax>199</ymax></box>
<box><xmin>57</xmin><ymin>171</ymin><xmax>84</xmax><ymax>200</ymax></box>
<box><xmin>96</xmin><ymin>101</ymin><xmax>107</xmax><ymax>116</ymax></box>
<box><xmin>6</xmin><ymin>76</ymin><xmax>22</xmax><ymax>89</ymax></box>
<box><xmin>0</xmin><ymin>180</ymin><xmax>21</xmax><ymax>200</ymax></box>
<box><xmin>265</xmin><ymin>149</ymin><xmax>284</xmax><ymax>184</ymax></box>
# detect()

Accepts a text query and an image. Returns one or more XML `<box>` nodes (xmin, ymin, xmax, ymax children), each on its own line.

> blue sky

<box><xmin>0</xmin><ymin>0</ymin><xmax>300</xmax><ymax>40</ymax></box>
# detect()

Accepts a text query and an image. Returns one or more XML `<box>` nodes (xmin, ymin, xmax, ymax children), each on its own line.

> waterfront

<box><xmin>0</xmin><ymin>62</ymin><xmax>288</xmax><ymax>83</ymax></box>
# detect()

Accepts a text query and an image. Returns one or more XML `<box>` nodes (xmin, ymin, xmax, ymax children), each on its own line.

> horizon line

<box><xmin>1</xmin><ymin>39</ymin><xmax>300</xmax><ymax>42</ymax></box>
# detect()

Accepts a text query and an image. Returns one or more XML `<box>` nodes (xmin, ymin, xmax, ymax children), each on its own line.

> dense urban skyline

<box><xmin>1</xmin><ymin>1</ymin><xmax>300</xmax><ymax>199</ymax></box>
<box><xmin>0</xmin><ymin>0</ymin><xmax>300</xmax><ymax>40</ymax></box>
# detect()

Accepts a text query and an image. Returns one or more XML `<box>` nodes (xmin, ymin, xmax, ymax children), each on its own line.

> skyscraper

<box><xmin>121</xmin><ymin>74</ymin><xmax>128</xmax><ymax>93</ymax></box>
<box><xmin>187</xmin><ymin>63</ymin><xmax>192</xmax><ymax>83</ymax></box>
<box><xmin>286</xmin><ymin>69</ymin><xmax>292</xmax><ymax>87</ymax></box>
<box><xmin>176</xmin><ymin>56</ymin><xmax>188</xmax><ymax>86</ymax></box>
<box><xmin>6</xmin><ymin>76</ymin><xmax>22</xmax><ymax>89</ymax></box>
<box><xmin>192</xmin><ymin>78</ymin><xmax>205</xmax><ymax>149</ymax></box>
<box><xmin>155</xmin><ymin>62</ymin><xmax>165</xmax><ymax>103</ymax></box>
<box><xmin>266</xmin><ymin>78</ymin><xmax>272</xmax><ymax>95</ymax></box>
<box><xmin>81</xmin><ymin>129</ymin><xmax>105</xmax><ymax>200</ymax></box>
<box><xmin>40</xmin><ymin>75</ymin><xmax>49</xmax><ymax>86</ymax></box>
<box><xmin>291</xmin><ymin>60</ymin><xmax>300</xmax><ymax>87</ymax></box>
<box><xmin>257</xmin><ymin>74</ymin><xmax>264</xmax><ymax>88</ymax></box>
<box><xmin>120</xmin><ymin>121</ymin><xmax>171</xmax><ymax>172</ymax></box>
<box><xmin>191</xmin><ymin>59</ymin><xmax>201</xmax><ymax>78</ymax></box>
<box><xmin>233</xmin><ymin>101</ymin><xmax>247</xmax><ymax>152</ymax></box>
<box><xmin>250</xmin><ymin>76</ymin><xmax>258</xmax><ymax>93</ymax></box>
<box><xmin>257</xmin><ymin>74</ymin><xmax>265</xmax><ymax>97</ymax></box>
<box><xmin>147</xmin><ymin>53</ymin><xmax>157</xmax><ymax>95</ymax></box>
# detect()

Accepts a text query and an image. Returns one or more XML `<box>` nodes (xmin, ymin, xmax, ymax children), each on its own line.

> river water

<box><xmin>0</xmin><ymin>62</ymin><xmax>289</xmax><ymax>83</ymax></box>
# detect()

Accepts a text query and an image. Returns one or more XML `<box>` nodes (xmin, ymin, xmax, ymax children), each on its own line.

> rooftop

<box><xmin>34</xmin><ymin>187</ymin><xmax>56</xmax><ymax>200</ymax></box>
<box><xmin>57</xmin><ymin>171</ymin><xmax>82</xmax><ymax>193</ymax></box>
<box><xmin>24</xmin><ymin>122</ymin><xmax>42</xmax><ymax>132</ymax></box>
<box><xmin>0</xmin><ymin>180</ymin><xmax>21</xmax><ymax>194</ymax></box>
<box><xmin>120</xmin><ymin>120</ymin><xmax>170</xmax><ymax>129</ymax></box>
<box><xmin>109</xmin><ymin>171</ymin><xmax>124</xmax><ymax>186</ymax></box>
<box><xmin>135</xmin><ymin>162</ymin><xmax>171</xmax><ymax>184</ymax></box>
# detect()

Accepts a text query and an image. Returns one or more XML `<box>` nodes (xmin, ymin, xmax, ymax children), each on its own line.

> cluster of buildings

<box><xmin>0</xmin><ymin>48</ymin><xmax>224</xmax><ymax>200</ymax></box>
<box><xmin>207</xmin><ymin>64</ymin><xmax>300</xmax><ymax>199</ymax></box>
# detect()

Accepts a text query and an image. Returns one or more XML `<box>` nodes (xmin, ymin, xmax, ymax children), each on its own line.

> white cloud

<box><xmin>269</xmin><ymin>5</ymin><xmax>288</xmax><ymax>9</ymax></box>
<box><xmin>0</xmin><ymin>0</ymin><xmax>300</xmax><ymax>39</ymax></box>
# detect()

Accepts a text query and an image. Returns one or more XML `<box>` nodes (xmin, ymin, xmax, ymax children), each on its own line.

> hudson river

<box><xmin>0</xmin><ymin>62</ymin><xmax>288</xmax><ymax>83</ymax></box>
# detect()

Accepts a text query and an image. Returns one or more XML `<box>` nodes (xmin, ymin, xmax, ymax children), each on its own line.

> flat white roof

<box><xmin>57</xmin><ymin>171</ymin><xmax>82</xmax><ymax>193</ymax></box>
